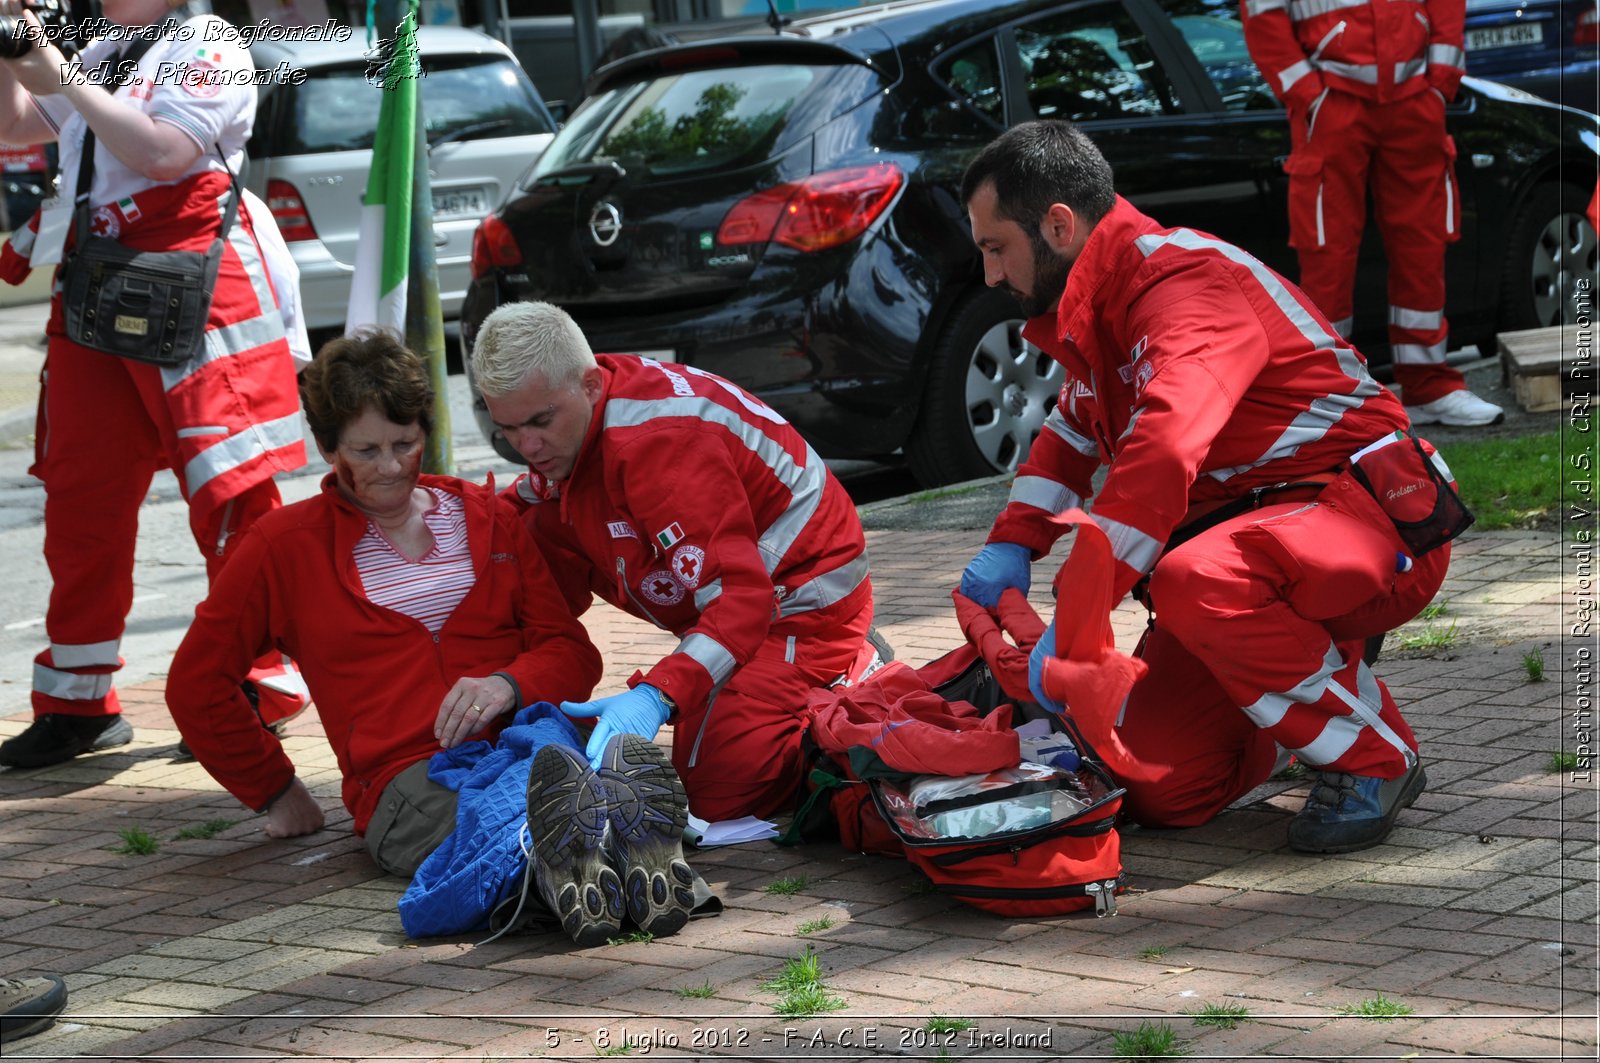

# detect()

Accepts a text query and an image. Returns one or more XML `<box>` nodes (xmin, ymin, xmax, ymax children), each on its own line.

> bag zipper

<box><xmin>936</xmin><ymin>874</ymin><xmax>1124</xmax><ymax>917</ymax></box>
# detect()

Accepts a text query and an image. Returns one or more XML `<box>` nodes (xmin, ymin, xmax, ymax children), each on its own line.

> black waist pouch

<box><xmin>1348</xmin><ymin>429</ymin><xmax>1474</xmax><ymax>557</ymax></box>
<box><xmin>62</xmin><ymin>236</ymin><xmax>220</xmax><ymax>368</ymax></box>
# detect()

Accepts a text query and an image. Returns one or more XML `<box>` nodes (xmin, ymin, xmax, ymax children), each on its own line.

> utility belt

<box><xmin>1135</xmin><ymin>428</ymin><xmax>1473</xmax><ymax>604</ymax></box>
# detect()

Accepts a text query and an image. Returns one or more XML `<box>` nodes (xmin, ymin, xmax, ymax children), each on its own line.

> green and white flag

<box><xmin>344</xmin><ymin>1</ymin><xmax>421</xmax><ymax>335</ymax></box>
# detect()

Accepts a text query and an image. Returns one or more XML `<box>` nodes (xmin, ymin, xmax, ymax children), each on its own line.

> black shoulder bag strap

<box><xmin>71</xmin><ymin>29</ymin><xmax>240</xmax><ymax>249</ymax></box>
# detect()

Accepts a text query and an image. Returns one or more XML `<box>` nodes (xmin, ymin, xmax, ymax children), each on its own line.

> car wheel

<box><xmin>1499</xmin><ymin>181</ymin><xmax>1597</xmax><ymax>331</ymax></box>
<box><xmin>905</xmin><ymin>289</ymin><xmax>1062</xmax><ymax>487</ymax></box>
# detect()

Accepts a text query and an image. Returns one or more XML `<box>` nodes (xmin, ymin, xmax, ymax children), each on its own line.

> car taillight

<box><xmin>265</xmin><ymin>179</ymin><xmax>316</xmax><ymax>242</ymax></box>
<box><xmin>1577</xmin><ymin>1</ymin><xmax>1598</xmax><ymax>45</ymax></box>
<box><xmin>471</xmin><ymin>213</ymin><xmax>522</xmax><ymax>277</ymax></box>
<box><xmin>716</xmin><ymin>163</ymin><xmax>905</xmax><ymax>253</ymax></box>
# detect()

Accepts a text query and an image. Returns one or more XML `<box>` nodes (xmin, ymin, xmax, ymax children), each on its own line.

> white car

<box><xmin>246</xmin><ymin>27</ymin><xmax>557</xmax><ymax>335</ymax></box>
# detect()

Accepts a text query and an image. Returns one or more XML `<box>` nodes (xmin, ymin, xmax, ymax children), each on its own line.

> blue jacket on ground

<box><xmin>398</xmin><ymin>702</ymin><xmax>581</xmax><ymax>937</ymax></box>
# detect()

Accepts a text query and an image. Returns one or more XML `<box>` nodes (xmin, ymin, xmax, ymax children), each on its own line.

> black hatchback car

<box><xmin>463</xmin><ymin>0</ymin><xmax>1599</xmax><ymax>486</ymax></box>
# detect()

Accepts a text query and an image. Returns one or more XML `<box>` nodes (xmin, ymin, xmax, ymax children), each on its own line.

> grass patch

<box><xmin>796</xmin><ymin>917</ymin><xmax>835</xmax><ymax>936</ymax></box>
<box><xmin>908</xmin><ymin>481</ymin><xmax>991</xmax><ymax>504</ymax></box>
<box><xmin>112</xmin><ymin>828</ymin><xmax>159</xmax><ymax>855</ymax></box>
<box><xmin>1437</xmin><ymin>426</ymin><xmax>1578</xmax><ymax>531</ymax></box>
<box><xmin>762</xmin><ymin>946</ymin><xmax>846</xmax><ymax>1019</ymax></box>
<box><xmin>764</xmin><ymin>875</ymin><xmax>808</xmax><ymax>896</ymax></box>
<box><xmin>1338</xmin><ymin>992</ymin><xmax>1414</xmax><ymax>1020</ymax></box>
<box><xmin>606</xmin><ymin>930</ymin><xmax>654</xmax><ymax>945</ymax></box>
<box><xmin>1418</xmin><ymin>601</ymin><xmax>1448</xmax><ymax>620</ymax></box>
<box><xmin>1524</xmin><ymin>648</ymin><xmax>1546</xmax><ymax>682</ymax></box>
<box><xmin>1112</xmin><ymin>1020</ymin><xmax>1187</xmax><ymax>1060</ymax></box>
<box><xmin>1187</xmin><ymin>1001</ymin><xmax>1251</xmax><ymax>1030</ymax></box>
<box><xmin>1397</xmin><ymin>620</ymin><xmax>1459</xmax><ymax>651</ymax></box>
<box><xmin>1550</xmin><ymin>751</ymin><xmax>1580</xmax><ymax>773</ymax></box>
<box><xmin>1138</xmin><ymin>945</ymin><xmax>1169</xmax><ymax>960</ymax></box>
<box><xmin>173</xmin><ymin>818</ymin><xmax>235</xmax><ymax>841</ymax></box>
<box><xmin>925</xmin><ymin>1015</ymin><xmax>977</xmax><ymax>1034</ymax></box>
<box><xmin>673</xmin><ymin>980</ymin><xmax>716</xmax><ymax>999</ymax></box>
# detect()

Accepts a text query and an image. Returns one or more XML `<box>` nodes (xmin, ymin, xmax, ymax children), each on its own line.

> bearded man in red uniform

<box><xmin>958</xmin><ymin>121</ymin><xmax>1462</xmax><ymax>853</ymax></box>
<box><xmin>471</xmin><ymin>301</ymin><xmax>879</xmax><ymax>822</ymax></box>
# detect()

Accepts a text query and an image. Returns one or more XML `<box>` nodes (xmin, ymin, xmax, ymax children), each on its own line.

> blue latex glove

<box><xmin>560</xmin><ymin>684</ymin><xmax>673</xmax><ymax>767</ymax></box>
<box><xmin>1027</xmin><ymin>619</ymin><xmax>1066</xmax><ymax>714</ymax></box>
<box><xmin>959</xmin><ymin>541</ymin><xmax>1032</xmax><ymax>608</ymax></box>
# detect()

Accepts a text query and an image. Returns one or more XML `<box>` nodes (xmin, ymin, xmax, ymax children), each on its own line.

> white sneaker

<box><xmin>1404</xmin><ymin>389</ymin><xmax>1504</xmax><ymax>427</ymax></box>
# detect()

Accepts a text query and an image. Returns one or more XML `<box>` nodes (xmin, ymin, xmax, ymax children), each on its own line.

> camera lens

<box><xmin>0</xmin><ymin>16</ymin><xmax>35</xmax><ymax>59</ymax></box>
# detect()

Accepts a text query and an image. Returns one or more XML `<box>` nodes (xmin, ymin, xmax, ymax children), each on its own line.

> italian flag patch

<box><xmin>655</xmin><ymin>522</ymin><xmax>684</xmax><ymax>550</ymax></box>
<box><xmin>116</xmin><ymin>196</ymin><xmax>140</xmax><ymax>223</ymax></box>
<box><xmin>196</xmin><ymin>48</ymin><xmax>222</xmax><ymax>65</ymax></box>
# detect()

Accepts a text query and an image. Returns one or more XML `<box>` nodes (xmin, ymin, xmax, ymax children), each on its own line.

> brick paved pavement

<box><xmin>1</xmin><ymin>520</ymin><xmax>1594</xmax><ymax>1061</ymax></box>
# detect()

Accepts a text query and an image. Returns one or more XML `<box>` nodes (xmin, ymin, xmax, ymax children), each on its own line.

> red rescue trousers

<box><xmin>1286</xmin><ymin>89</ymin><xmax>1466</xmax><ymax>406</ymax></box>
<box><xmin>1116</xmin><ymin>479</ymin><xmax>1449</xmax><ymax>828</ymax></box>
<box><xmin>672</xmin><ymin>595</ymin><xmax>875</xmax><ymax>822</ymax></box>
<box><xmin>30</xmin><ymin>341</ymin><xmax>281</xmax><ymax>718</ymax></box>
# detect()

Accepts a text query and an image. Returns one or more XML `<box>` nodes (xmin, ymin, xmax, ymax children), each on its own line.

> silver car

<box><xmin>246</xmin><ymin>27</ymin><xmax>557</xmax><ymax>334</ymax></box>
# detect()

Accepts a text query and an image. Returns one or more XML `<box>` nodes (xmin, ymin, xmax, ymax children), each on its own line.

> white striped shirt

<box><xmin>353</xmin><ymin>488</ymin><xmax>475</xmax><ymax>633</ymax></box>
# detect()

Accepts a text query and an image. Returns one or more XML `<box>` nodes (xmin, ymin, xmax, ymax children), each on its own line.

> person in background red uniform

<box><xmin>1242</xmin><ymin>0</ymin><xmax>1504</xmax><ymax>427</ymax></box>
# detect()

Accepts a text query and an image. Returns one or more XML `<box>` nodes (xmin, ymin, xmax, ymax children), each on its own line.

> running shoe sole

<box><xmin>598</xmin><ymin>734</ymin><xmax>694</xmax><ymax>937</ymax></box>
<box><xmin>525</xmin><ymin>744</ymin><xmax>624</xmax><ymax>948</ymax></box>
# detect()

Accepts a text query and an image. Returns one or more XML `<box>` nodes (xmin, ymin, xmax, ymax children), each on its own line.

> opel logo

<box><xmin>589</xmin><ymin>201</ymin><xmax>622</xmax><ymax>247</ymax></box>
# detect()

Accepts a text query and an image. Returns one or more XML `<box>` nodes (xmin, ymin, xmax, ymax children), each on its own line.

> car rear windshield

<box><xmin>263</xmin><ymin>56</ymin><xmax>554</xmax><ymax>155</ymax></box>
<box><xmin>533</xmin><ymin>62</ymin><xmax>826</xmax><ymax>179</ymax></box>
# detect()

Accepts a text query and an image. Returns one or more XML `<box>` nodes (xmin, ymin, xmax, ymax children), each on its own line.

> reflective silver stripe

<box><xmin>604</xmin><ymin>396</ymin><xmax>827</xmax><ymax>573</ymax></box>
<box><xmin>1389</xmin><ymin>305</ymin><xmax>1442</xmax><ymax>331</ymax></box>
<box><xmin>1279</xmin><ymin>58</ymin><xmax>1315</xmax><ymax>95</ymax></box>
<box><xmin>1010</xmin><ymin>474</ymin><xmax>1081</xmax><ymax>514</ymax></box>
<box><xmin>1430</xmin><ymin>448</ymin><xmax>1454</xmax><ymax>482</ymax></box>
<box><xmin>1429</xmin><ymin>43</ymin><xmax>1465</xmax><ymax>70</ymax></box>
<box><xmin>785</xmin><ymin>636</ymin><xmax>796</xmax><ymax>664</ymax></box>
<box><xmin>1133</xmin><ymin>229</ymin><xmax>1383</xmax><ymax>484</ymax></box>
<box><xmin>176</xmin><ymin>425</ymin><xmax>228</xmax><ymax>439</ymax></box>
<box><xmin>1249</xmin><ymin>0</ymin><xmax>1287</xmax><ymax>12</ymax></box>
<box><xmin>1091</xmin><ymin>513</ymin><xmax>1162</xmax><ymax>576</ymax></box>
<box><xmin>1305</xmin><ymin>87</ymin><xmax>1330</xmax><ymax>139</ymax></box>
<box><xmin>693</xmin><ymin>579</ymin><xmax>723</xmax><ymax>611</ymax></box>
<box><xmin>1289</xmin><ymin>703</ymin><xmax>1365</xmax><ymax>764</ymax></box>
<box><xmin>1394</xmin><ymin>57</ymin><xmax>1427</xmax><ymax>84</ymax></box>
<box><xmin>678</xmin><ymin>632</ymin><xmax>736</xmax><ymax>685</ymax></box>
<box><xmin>1324</xmin><ymin>656</ymin><xmax>1416</xmax><ymax>766</ymax></box>
<box><xmin>1392</xmin><ymin>339</ymin><xmax>1448</xmax><ymax>365</ymax></box>
<box><xmin>1320</xmin><ymin>59</ymin><xmax>1378</xmax><ymax>84</ymax></box>
<box><xmin>779</xmin><ymin>553</ymin><xmax>870</xmax><ymax>615</ymax></box>
<box><xmin>1117</xmin><ymin>406</ymin><xmax>1144</xmax><ymax>446</ymax></box>
<box><xmin>1329</xmin><ymin>315</ymin><xmax>1354</xmax><ymax>338</ymax></box>
<box><xmin>1444</xmin><ymin>169</ymin><xmax>1455</xmax><ymax>237</ymax></box>
<box><xmin>34</xmin><ymin>661</ymin><xmax>114</xmax><ymax>700</ymax></box>
<box><xmin>1243</xmin><ymin>642</ymin><xmax>1343</xmax><ymax>729</ymax></box>
<box><xmin>182</xmin><ymin>413</ymin><xmax>304</xmax><ymax>495</ymax></box>
<box><xmin>1316</xmin><ymin>179</ymin><xmax>1326</xmax><ymax>245</ymax></box>
<box><xmin>1042</xmin><ymin>406</ymin><xmax>1098</xmax><ymax>457</ymax></box>
<box><xmin>51</xmin><ymin>639</ymin><xmax>120</xmax><ymax>668</ymax></box>
<box><xmin>1288</xmin><ymin>0</ymin><xmax>1367</xmax><ymax>19</ymax></box>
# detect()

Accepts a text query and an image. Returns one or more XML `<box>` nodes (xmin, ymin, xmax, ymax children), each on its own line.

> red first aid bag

<box><xmin>788</xmin><ymin>593</ymin><xmax>1125</xmax><ymax>917</ymax></box>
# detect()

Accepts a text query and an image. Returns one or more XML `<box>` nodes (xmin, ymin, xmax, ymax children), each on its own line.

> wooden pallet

<box><xmin>1498</xmin><ymin>325</ymin><xmax>1593</xmax><ymax>413</ymax></box>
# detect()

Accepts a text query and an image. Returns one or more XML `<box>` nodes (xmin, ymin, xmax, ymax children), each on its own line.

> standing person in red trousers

<box><xmin>471</xmin><ymin>301</ymin><xmax>880</xmax><ymax>823</ymax></box>
<box><xmin>1243</xmin><ymin>0</ymin><xmax>1503</xmax><ymax>427</ymax></box>
<box><xmin>0</xmin><ymin>0</ymin><xmax>305</xmax><ymax>768</ymax></box>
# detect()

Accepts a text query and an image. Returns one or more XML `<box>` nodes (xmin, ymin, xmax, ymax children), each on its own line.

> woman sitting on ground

<box><xmin>166</xmin><ymin>331</ymin><xmax>696</xmax><ymax>946</ymax></box>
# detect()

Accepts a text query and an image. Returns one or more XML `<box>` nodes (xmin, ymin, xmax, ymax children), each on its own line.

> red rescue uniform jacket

<box><xmin>988</xmin><ymin>197</ymin><xmax>1410</xmax><ymax>603</ymax></box>
<box><xmin>166</xmin><ymin>474</ymin><xmax>601</xmax><ymax>833</ymax></box>
<box><xmin>513</xmin><ymin>355</ymin><xmax>871</xmax><ymax>716</ymax></box>
<box><xmin>1242</xmin><ymin>0</ymin><xmax>1466</xmax><ymax>108</ymax></box>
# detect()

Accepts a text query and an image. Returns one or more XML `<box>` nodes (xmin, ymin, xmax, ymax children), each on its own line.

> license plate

<box><xmin>431</xmin><ymin>187</ymin><xmax>488</xmax><ymax>219</ymax></box>
<box><xmin>1466</xmin><ymin>22</ymin><xmax>1543</xmax><ymax>51</ymax></box>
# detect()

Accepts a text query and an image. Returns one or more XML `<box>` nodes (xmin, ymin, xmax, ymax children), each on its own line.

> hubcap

<box><xmin>964</xmin><ymin>319</ymin><xmax>1063</xmax><ymax>473</ymax></box>
<box><xmin>1531</xmin><ymin>209</ymin><xmax>1598</xmax><ymax>326</ymax></box>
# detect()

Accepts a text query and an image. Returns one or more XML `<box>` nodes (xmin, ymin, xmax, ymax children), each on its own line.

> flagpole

<box><xmin>374</xmin><ymin>0</ymin><xmax>453</xmax><ymax>476</ymax></box>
